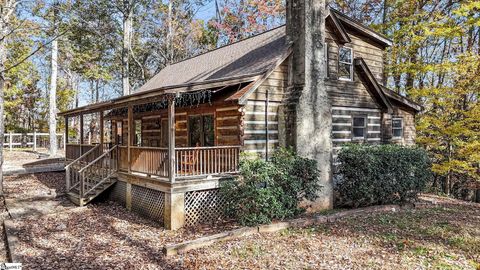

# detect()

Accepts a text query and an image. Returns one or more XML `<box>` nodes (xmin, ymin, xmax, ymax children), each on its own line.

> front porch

<box><xmin>60</xmin><ymin>82</ymin><xmax>253</xmax><ymax>229</ymax></box>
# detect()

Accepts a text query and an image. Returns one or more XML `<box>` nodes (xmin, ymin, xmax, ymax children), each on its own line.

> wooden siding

<box><xmin>115</xmin><ymin>104</ymin><xmax>242</xmax><ymax>148</ymax></box>
<box><xmin>389</xmin><ymin>107</ymin><xmax>416</xmax><ymax>146</ymax></box>
<box><xmin>325</xmin><ymin>27</ymin><xmax>385</xmax><ymax>109</ymax></box>
<box><xmin>241</xmin><ymin>61</ymin><xmax>288</xmax><ymax>156</ymax></box>
<box><xmin>216</xmin><ymin>106</ymin><xmax>242</xmax><ymax>146</ymax></box>
<box><xmin>331</xmin><ymin>106</ymin><xmax>382</xmax><ymax>163</ymax></box>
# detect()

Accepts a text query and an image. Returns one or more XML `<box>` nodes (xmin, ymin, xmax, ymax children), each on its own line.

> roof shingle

<box><xmin>136</xmin><ymin>26</ymin><xmax>288</xmax><ymax>93</ymax></box>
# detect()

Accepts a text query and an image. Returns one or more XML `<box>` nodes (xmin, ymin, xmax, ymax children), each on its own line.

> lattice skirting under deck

<box><xmin>109</xmin><ymin>181</ymin><xmax>127</xmax><ymax>205</ymax></box>
<box><xmin>185</xmin><ymin>188</ymin><xmax>227</xmax><ymax>226</ymax></box>
<box><xmin>131</xmin><ymin>185</ymin><xmax>165</xmax><ymax>225</ymax></box>
<box><xmin>108</xmin><ymin>181</ymin><xmax>165</xmax><ymax>225</ymax></box>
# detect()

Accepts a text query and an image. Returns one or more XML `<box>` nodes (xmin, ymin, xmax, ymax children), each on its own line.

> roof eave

<box><xmin>354</xmin><ymin>57</ymin><xmax>393</xmax><ymax>113</ymax></box>
<box><xmin>381</xmin><ymin>87</ymin><xmax>423</xmax><ymax>112</ymax></box>
<box><xmin>58</xmin><ymin>74</ymin><xmax>262</xmax><ymax>117</ymax></box>
<box><xmin>237</xmin><ymin>47</ymin><xmax>293</xmax><ymax>105</ymax></box>
<box><xmin>330</xmin><ymin>8</ymin><xmax>393</xmax><ymax>47</ymax></box>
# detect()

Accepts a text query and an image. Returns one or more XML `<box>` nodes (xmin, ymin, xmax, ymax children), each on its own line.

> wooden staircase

<box><xmin>66</xmin><ymin>145</ymin><xmax>119</xmax><ymax>206</ymax></box>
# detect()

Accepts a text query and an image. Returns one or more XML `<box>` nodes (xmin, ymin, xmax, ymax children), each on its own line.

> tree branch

<box><xmin>0</xmin><ymin>30</ymin><xmax>67</xmax><ymax>74</ymax></box>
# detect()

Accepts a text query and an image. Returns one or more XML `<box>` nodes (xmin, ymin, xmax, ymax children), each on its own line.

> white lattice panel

<box><xmin>131</xmin><ymin>185</ymin><xmax>165</xmax><ymax>225</ymax></box>
<box><xmin>185</xmin><ymin>189</ymin><xmax>227</xmax><ymax>226</ymax></box>
<box><xmin>109</xmin><ymin>181</ymin><xmax>127</xmax><ymax>206</ymax></box>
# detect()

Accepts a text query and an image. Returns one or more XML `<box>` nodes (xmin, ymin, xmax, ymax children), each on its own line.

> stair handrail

<box><xmin>65</xmin><ymin>144</ymin><xmax>101</xmax><ymax>192</ymax></box>
<box><xmin>79</xmin><ymin>145</ymin><xmax>118</xmax><ymax>174</ymax></box>
<box><xmin>79</xmin><ymin>145</ymin><xmax>118</xmax><ymax>198</ymax></box>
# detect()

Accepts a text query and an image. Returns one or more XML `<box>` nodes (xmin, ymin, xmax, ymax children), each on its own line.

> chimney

<box><xmin>286</xmin><ymin>0</ymin><xmax>333</xmax><ymax>210</ymax></box>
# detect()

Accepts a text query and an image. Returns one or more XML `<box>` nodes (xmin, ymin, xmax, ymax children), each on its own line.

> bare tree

<box><xmin>0</xmin><ymin>0</ymin><xmax>20</xmax><ymax>194</ymax></box>
<box><xmin>49</xmin><ymin>0</ymin><xmax>59</xmax><ymax>157</ymax></box>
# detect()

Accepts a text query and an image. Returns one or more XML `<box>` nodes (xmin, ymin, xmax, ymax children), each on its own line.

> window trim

<box><xmin>351</xmin><ymin>115</ymin><xmax>367</xmax><ymax>140</ymax></box>
<box><xmin>338</xmin><ymin>46</ymin><xmax>354</xmax><ymax>81</ymax></box>
<box><xmin>187</xmin><ymin>113</ymin><xmax>215</xmax><ymax>147</ymax></box>
<box><xmin>392</xmin><ymin>117</ymin><xmax>403</xmax><ymax>139</ymax></box>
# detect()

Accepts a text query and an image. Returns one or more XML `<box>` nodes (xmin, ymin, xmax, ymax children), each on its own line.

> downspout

<box><xmin>265</xmin><ymin>88</ymin><xmax>269</xmax><ymax>160</ymax></box>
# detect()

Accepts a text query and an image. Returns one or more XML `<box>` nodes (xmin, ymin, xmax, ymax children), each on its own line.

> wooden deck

<box><xmin>66</xmin><ymin>144</ymin><xmax>240</xmax><ymax>181</ymax></box>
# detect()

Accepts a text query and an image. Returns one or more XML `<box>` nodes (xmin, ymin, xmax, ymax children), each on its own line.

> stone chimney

<box><xmin>286</xmin><ymin>0</ymin><xmax>333</xmax><ymax>210</ymax></box>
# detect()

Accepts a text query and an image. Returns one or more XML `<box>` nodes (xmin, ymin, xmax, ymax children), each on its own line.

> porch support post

<box><xmin>167</xmin><ymin>96</ymin><xmax>176</xmax><ymax>183</ymax></box>
<box><xmin>99</xmin><ymin>111</ymin><xmax>104</xmax><ymax>149</ymax></box>
<box><xmin>64</xmin><ymin>116</ymin><xmax>68</xmax><ymax>154</ymax></box>
<box><xmin>164</xmin><ymin>191</ymin><xmax>185</xmax><ymax>230</ymax></box>
<box><xmin>80</xmin><ymin>114</ymin><xmax>84</xmax><ymax>155</ymax></box>
<box><xmin>128</xmin><ymin>105</ymin><xmax>133</xmax><ymax>173</ymax></box>
<box><xmin>112</xmin><ymin>120</ymin><xmax>117</xmax><ymax>145</ymax></box>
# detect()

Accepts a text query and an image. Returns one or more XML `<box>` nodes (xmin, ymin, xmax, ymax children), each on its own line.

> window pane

<box><xmin>338</xmin><ymin>63</ymin><xmax>352</xmax><ymax>80</ymax></box>
<box><xmin>203</xmin><ymin>115</ymin><xmax>215</xmax><ymax>146</ymax></box>
<box><xmin>392</xmin><ymin>119</ymin><xmax>402</xmax><ymax>128</ymax></box>
<box><xmin>353</xmin><ymin>127</ymin><xmax>365</xmax><ymax>137</ymax></box>
<box><xmin>393</xmin><ymin>128</ymin><xmax>402</xmax><ymax>137</ymax></box>
<box><xmin>339</xmin><ymin>47</ymin><xmax>352</xmax><ymax>63</ymax></box>
<box><xmin>189</xmin><ymin>115</ymin><xmax>202</xmax><ymax>147</ymax></box>
<box><xmin>353</xmin><ymin>117</ymin><xmax>365</xmax><ymax>127</ymax></box>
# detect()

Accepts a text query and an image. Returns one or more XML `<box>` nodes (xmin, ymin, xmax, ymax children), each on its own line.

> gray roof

<box><xmin>136</xmin><ymin>26</ymin><xmax>289</xmax><ymax>93</ymax></box>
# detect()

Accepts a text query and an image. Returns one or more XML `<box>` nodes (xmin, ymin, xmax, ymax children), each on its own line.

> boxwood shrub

<box><xmin>335</xmin><ymin>144</ymin><xmax>431</xmax><ymax>207</ymax></box>
<box><xmin>220</xmin><ymin>148</ymin><xmax>321</xmax><ymax>226</ymax></box>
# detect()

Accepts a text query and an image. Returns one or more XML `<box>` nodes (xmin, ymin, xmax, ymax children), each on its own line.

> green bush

<box><xmin>335</xmin><ymin>144</ymin><xmax>431</xmax><ymax>207</ymax></box>
<box><xmin>221</xmin><ymin>148</ymin><xmax>321</xmax><ymax>226</ymax></box>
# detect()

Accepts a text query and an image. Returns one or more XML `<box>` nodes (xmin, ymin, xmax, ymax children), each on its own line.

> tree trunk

<box><xmin>49</xmin><ymin>7</ymin><xmax>59</xmax><ymax>157</ymax></box>
<box><xmin>0</xmin><ymin>0</ymin><xmax>18</xmax><ymax>194</ymax></box>
<box><xmin>122</xmin><ymin>3</ymin><xmax>133</xmax><ymax>96</ymax></box>
<box><xmin>167</xmin><ymin>0</ymin><xmax>173</xmax><ymax>63</ymax></box>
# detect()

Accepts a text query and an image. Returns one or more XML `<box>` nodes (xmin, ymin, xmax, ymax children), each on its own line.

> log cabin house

<box><xmin>59</xmin><ymin>7</ymin><xmax>421</xmax><ymax>230</ymax></box>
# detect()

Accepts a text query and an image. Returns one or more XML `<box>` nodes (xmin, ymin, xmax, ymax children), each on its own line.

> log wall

<box><xmin>241</xmin><ymin>61</ymin><xmax>288</xmax><ymax>157</ymax></box>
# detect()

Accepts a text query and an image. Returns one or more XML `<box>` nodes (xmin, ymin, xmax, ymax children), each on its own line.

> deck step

<box><xmin>68</xmin><ymin>178</ymin><xmax>117</xmax><ymax>206</ymax></box>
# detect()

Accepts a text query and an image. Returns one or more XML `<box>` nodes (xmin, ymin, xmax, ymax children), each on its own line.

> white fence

<box><xmin>3</xmin><ymin>132</ymin><xmax>65</xmax><ymax>151</ymax></box>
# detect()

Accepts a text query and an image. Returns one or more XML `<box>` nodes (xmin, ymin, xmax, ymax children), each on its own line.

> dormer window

<box><xmin>338</xmin><ymin>46</ymin><xmax>353</xmax><ymax>81</ymax></box>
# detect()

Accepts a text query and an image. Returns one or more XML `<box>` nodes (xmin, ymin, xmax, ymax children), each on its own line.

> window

<box><xmin>338</xmin><ymin>46</ymin><xmax>353</xmax><ymax>81</ymax></box>
<box><xmin>352</xmin><ymin>116</ymin><xmax>366</xmax><ymax>139</ymax></box>
<box><xmin>392</xmin><ymin>118</ymin><xmax>403</xmax><ymax>138</ymax></box>
<box><xmin>188</xmin><ymin>114</ymin><xmax>214</xmax><ymax>147</ymax></box>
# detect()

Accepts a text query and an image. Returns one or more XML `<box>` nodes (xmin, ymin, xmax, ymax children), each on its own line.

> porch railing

<box><xmin>131</xmin><ymin>146</ymin><xmax>168</xmax><ymax>177</ymax></box>
<box><xmin>115</xmin><ymin>145</ymin><xmax>240</xmax><ymax>179</ymax></box>
<box><xmin>66</xmin><ymin>143</ymin><xmax>111</xmax><ymax>161</ymax></box>
<box><xmin>175</xmin><ymin>146</ymin><xmax>240</xmax><ymax>177</ymax></box>
<box><xmin>78</xmin><ymin>145</ymin><xmax>118</xmax><ymax>197</ymax></box>
<box><xmin>65</xmin><ymin>144</ymin><xmax>101</xmax><ymax>192</ymax></box>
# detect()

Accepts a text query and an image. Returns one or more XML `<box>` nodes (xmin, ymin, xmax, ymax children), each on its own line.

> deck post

<box><xmin>167</xmin><ymin>96</ymin><xmax>176</xmax><ymax>183</ymax></box>
<box><xmin>63</xmin><ymin>117</ymin><xmax>68</xmax><ymax>155</ymax></box>
<box><xmin>80</xmin><ymin>114</ymin><xmax>84</xmax><ymax>155</ymax></box>
<box><xmin>164</xmin><ymin>191</ymin><xmax>185</xmax><ymax>230</ymax></box>
<box><xmin>128</xmin><ymin>105</ymin><xmax>133</xmax><ymax>173</ymax></box>
<box><xmin>99</xmin><ymin>111</ymin><xmax>104</xmax><ymax>149</ymax></box>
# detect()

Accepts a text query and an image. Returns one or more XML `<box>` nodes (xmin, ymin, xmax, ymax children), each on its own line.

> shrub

<box><xmin>221</xmin><ymin>148</ymin><xmax>322</xmax><ymax>226</ymax></box>
<box><xmin>335</xmin><ymin>144</ymin><xmax>431</xmax><ymax>207</ymax></box>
